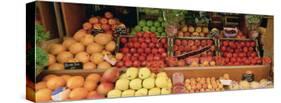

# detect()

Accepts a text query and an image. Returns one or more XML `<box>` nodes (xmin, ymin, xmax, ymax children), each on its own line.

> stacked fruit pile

<box><xmin>131</xmin><ymin>17</ymin><xmax>166</xmax><ymax>36</ymax></box>
<box><xmin>35</xmin><ymin>69</ymin><xmax>120</xmax><ymax>102</ymax></box>
<box><xmin>47</xmin><ymin>32</ymin><xmax>118</xmax><ymax>70</ymax></box>
<box><xmin>229</xmin><ymin>79</ymin><xmax>273</xmax><ymax>90</ymax></box>
<box><xmin>82</xmin><ymin>12</ymin><xmax>124</xmax><ymax>35</ymax></box>
<box><xmin>117</xmin><ymin>32</ymin><xmax>168</xmax><ymax>72</ymax></box>
<box><xmin>184</xmin><ymin>77</ymin><xmax>224</xmax><ymax>93</ymax></box>
<box><xmin>169</xmin><ymin>39</ymin><xmax>216</xmax><ymax>67</ymax></box>
<box><xmin>177</xmin><ymin>26</ymin><xmax>209</xmax><ymax>37</ymax></box>
<box><xmin>107</xmin><ymin>67</ymin><xmax>172</xmax><ymax>98</ymax></box>
<box><xmin>217</xmin><ymin>40</ymin><xmax>261</xmax><ymax>65</ymax></box>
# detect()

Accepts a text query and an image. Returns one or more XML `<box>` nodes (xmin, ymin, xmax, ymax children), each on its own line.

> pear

<box><xmin>121</xmin><ymin>89</ymin><xmax>135</xmax><ymax>97</ymax></box>
<box><xmin>115</xmin><ymin>78</ymin><xmax>130</xmax><ymax>90</ymax></box>
<box><xmin>143</xmin><ymin>78</ymin><xmax>155</xmax><ymax>89</ymax></box>
<box><xmin>107</xmin><ymin>89</ymin><xmax>122</xmax><ymax>98</ymax></box>
<box><xmin>135</xmin><ymin>88</ymin><xmax>148</xmax><ymax>96</ymax></box>
<box><xmin>138</xmin><ymin>67</ymin><xmax>151</xmax><ymax>79</ymax></box>
<box><xmin>126</xmin><ymin>67</ymin><xmax>138</xmax><ymax>80</ymax></box>
<box><xmin>148</xmin><ymin>88</ymin><xmax>161</xmax><ymax>96</ymax></box>
<box><xmin>157</xmin><ymin>72</ymin><xmax>168</xmax><ymax>78</ymax></box>
<box><xmin>129</xmin><ymin>79</ymin><xmax>142</xmax><ymax>90</ymax></box>
<box><xmin>155</xmin><ymin>76</ymin><xmax>169</xmax><ymax>88</ymax></box>
<box><xmin>161</xmin><ymin>88</ymin><xmax>171</xmax><ymax>95</ymax></box>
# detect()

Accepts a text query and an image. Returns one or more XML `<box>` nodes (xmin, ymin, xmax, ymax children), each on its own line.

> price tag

<box><xmin>64</xmin><ymin>62</ymin><xmax>83</xmax><ymax>70</ymax></box>
<box><xmin>220</xmin><ymin>79</ymin><xmax>232</xmax><ymax>85</ymax></box>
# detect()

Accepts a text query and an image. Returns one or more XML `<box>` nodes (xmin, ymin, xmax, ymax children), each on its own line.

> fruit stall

<box><xmin>30</xmin><ymin>1</ymin><xmax>274</xmax><ymax>102</ymax></box>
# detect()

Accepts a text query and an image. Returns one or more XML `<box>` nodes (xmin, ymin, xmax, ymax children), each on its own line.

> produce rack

<box><xmin>31</xmin><ymin>1</ymin><xmax>274</xmax><ymax>102</ymax></box>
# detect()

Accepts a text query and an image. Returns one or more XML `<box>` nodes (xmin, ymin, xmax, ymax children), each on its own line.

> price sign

<box><xmin>64</xmin><ymin>62</ymin><xmax>83</xmax><ymax>70</ymax></box>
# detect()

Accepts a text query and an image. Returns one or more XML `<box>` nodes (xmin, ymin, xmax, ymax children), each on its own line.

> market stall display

<box><xmin>27</xmin><ymin>1</ymin><xmax>274</xmax><ymax>102</ymax></box>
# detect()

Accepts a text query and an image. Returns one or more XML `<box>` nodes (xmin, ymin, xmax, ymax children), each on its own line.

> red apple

<box><xmin>160</xmin><ymin>38</ymin><xmax>166</xmax><ymax>44</ymax></box>
<box><xmin>182</xmin><ymin>40</ymin><xmax>188</xmax><ymax>45</ymax></box>
<box><xmin>87</xmin><ymin>91</ymin><xmax>105</xmax><ymax>99</ymax></box>
<box><xmin>243</xmin><ymin>47</ymin><xmax>248</xmax><ymax>52</ymax></box>
<box><xmin>133</xmin><ymin>42</ymin><xmax>140</xmax><ymax>48</ymax></box>
<box><xmin>100</xmin><ymin>18</ymin><xmax>108</xmax><ymax>24</ymax></box>
<box><xmin>127</xmin><ymin>42</ymin><xmax>133</xmax><ymax>48</ymax></box>
<box><xmin>175</xmin><ymin>40</ymin><xmax>181</xmax><ymax>45</ymax></box>
<box><xmin>116</xmin><ymin>61</ymin><xmax>124</xmax><ymax>68</ymax></box>
<box><xmin>101</xmin><ymin>68</ymin><xmax>120</xmax><ymax>83</ymax></box>
<box><xmin>188</xmin><ymin>40</ymin><xmax>194</xmax><ymax>46</ymax></box>
<box><xmin>173</xmin><ymin>46</ymin><xmax>178</xmax><ymax>51</ymax></box>
<box><xmin>139</xmin><ymin>56</ymin><xmax>146</xmax><ymax>61</ymax></box>
<box><xmin>89</xmin><ymin>17</ymin><xmax>99</xmax><ymax>24</ymax></box>
<box><xmin>108</xmin><ymin>19</ymin><xmax>116</xmax><ymax>25</ymax></box>
<box><xmin>145</xmin><ymin>48</ymin><xmax>151</xmax><ymax>53</ymax></box>
<box><xmin>120</xmin><ymin>37</ymin><xmax>127</xmax><ymax>44</ymax></box>
<box><xmin>145</xmin><ymin>38</ymin><xmax>151</xmax><ymax>43</ymax></box>
<box><xmin>130</xmin><ymin>48</ymin><xmax>136</xmax><ymax>53</ymax></box>
<box><xmin>124</xmin><ymin>60</ymin><xmax>132</xmax><ymax>67</ymax></box>
<box><xmin>149</xmin><ymin>43</ymin><xmax>155</xmax><ymax>48</ymax></box>
<box><xmin>207</xmin><ymin>40</ymin><xmax>213</xmax><ymax>46</ymax></box>
<box><xmin>101</xmin><ymin>24</ymin><xmax>111</xmax><ymax>31</ymax></box>
<box><xmin>104</xmin><ymin>12</ymin><xmax>113</xmax><ymax>19</ymax></box>
<box><xmin>151</xmin><ymin>38</ymin><xmax>158</xmax><ymax>43</ymax></box>
<box><xmin>195</xmin><ymin>40</ymin><xmax>201</xmax><ymax>46</ymax></box>
<box><xmin>131</xmin><ymin>37</ymin><xmax>138</xmax><ymax>42</ymax></box>
<box><xmin>152</xmin><ymin>48</ymin><xmax>158</xmax><ymax>54</ymax></box>
<box><xmin>97</xmin><ymin>82</ymin><xmax>113</xmax><ymax>95</ymax></box>
<box><xmin>143</xmin><ymin>32</ymin><xmax>150</xmax><ymax>38</ymax></box>
<box><xmin>133</xmin><ymin>61</ymin><xmax>140</xmax><ymax>67</ymax></box>
<box><xmin>121</xmin><ymin>47</ymin><xmax>129</xmax><ymax>53</ymax></box>
<box><xmin>137</xmin><ymin>48</ymin><xmax>144</xmax><ymax>53</ymax></box>
<box><xmin>140</xmin><ymin>42</ymin><xmax>148</xmax><ymax>48</ymax></box>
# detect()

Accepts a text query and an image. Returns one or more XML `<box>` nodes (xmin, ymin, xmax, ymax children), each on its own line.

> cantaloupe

<box><xmin>81</xmin><ymin>34</ymin><xmax>94</xmax><ymax>46</ymax></box>
<box><xmin>86</xmin><ymin>73</ymin><xmax>101</xmax><ymax>83</ymax></box>
<box><xmin>56</xmin><ymin>51</ymin><xmax>73</xmax><ymax>63</ymax></box>
<box><xmin>105</xmin><ymin>41</ymin><xmax>116</xmax><ymax>52</ymax></box>
<box><xmin>83</xmin><ymin>62</ymin><xmax>96</xmax><ymax>70</ymax></box>
<box><xmin>75</xmin><ymin>52</ymin><xmax>90</xmax><ymax>63</ymax></box>
<box><xmin>86</xmin><ymin>43</ymin><xmax>103</xmax><ymax>54</ymax></box>
<box><xmin>61</xmin><ymin>75</ymin><xmax>72</xmax><ymax>82</ymax></box>
<box><xmin>90</xmin><ymin>53</ymin><xmax>104</xmax><ymax>64</ymax></box>
<box><xmin>35</xmin><ymin>81</ymin><xmax>47</xmax><ymax>91</ymax></box>
<box><xmin>97</xmin><ymin>61</ymin><xmax>111</xmax><ymax>69</ymax></box>
<box><xmin>46</xmin><ymin>76</ymin><xmax>65</xmax><ymax>90</ymax></box>
<box><xmin>63</xmin><ymin>37</ymin><xmax>77</xmax><ymax>48</ymax></box>
<box><xmin>67</xmin><ymin>76</ymin><xmax>85</xmax><ymax>89</ymax></box>
<box><xmin>43</xmin><ymin>74</ymin><xmax>57</xmax><ymax>81</ymax></box>
<box><xmin>84</xmin><ymin>80</ymin><xmax>97</xmax><ymax>91</ymax></box>
<box><xmin>69</xmin><ymin>88</ymin><xmax>88</xmax><ymax>100</ymax></box>
<box><xmin>48</xmin><ymin>63</ymin><xmax>64</xmax><ymax>71</ymax></box>
<box><xmin>69</xmin><ymin>42</ymin><xmax>85</xmax><ymax>54</ymax></box>
<box><xmin>49</xmin><ymin>44</ymin><xmax>65</xmax><ymax>55</ymax></box>
<box><xmin>48</xmin><ymin>54</ymin><xmax>56</xmax><ymax>65</ymax></box>
<box><xmin>94</xmin><ymin>33</ymin><xmax>112</xmax><ymax>45</ymax></box>
<box><xmin>73</xmin><ymin>29</ymin><xmax>87</xmax><ymax>41</ymax></box>
<box><xmin>35</xmin><ymin>88</ymin><xmax>52</xmax><ymax>102</ymax></box>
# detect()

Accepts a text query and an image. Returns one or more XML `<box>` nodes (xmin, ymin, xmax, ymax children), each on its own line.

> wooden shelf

<box><xmin>37</xmin><ymin>65</ymin><xmax>271</xmax><ymax>82</ymax></box>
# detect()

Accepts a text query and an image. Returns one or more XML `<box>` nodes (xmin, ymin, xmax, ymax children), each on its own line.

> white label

<box><xmin>220</xmin><ymin>80</ymin><xmax>232</xmax><ymax>85</ymax></box>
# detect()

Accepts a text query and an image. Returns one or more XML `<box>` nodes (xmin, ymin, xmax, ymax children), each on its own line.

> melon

<box><xmin>94</xmin><ymin>33</ymin><xmax>113</xmax><ymax>45</ymax></box>
<box><xmin>61</xmin><ymin>75</ymin><xmax>72</xmax><ymax>82</ymax></box>
<box><xmin>84</xmin><ymin>80</ymin><xmax>97</xmax><ymax>91</ymax></box>
<box><xmin>49</xmin><ymin>44</ymin><xmax>65</xmax><ymax>55</ymax></box>
<box><xmin>75</xmin><ymin>52</ymin><xmax>90</xmax><ymax>63</ymax></box>
<box><xmin>35</xmin><ymin>81</ymin><xmax>47</xmax><ymax>91</ymax></box>
<box><xmin>90</xmin><ymin>53</ymin><xmax>104</xmax><ymax>64</ymax></box>
<box><xmin>62</xmin><ymin>37</ymin><xmax>77</xmax><ymax>48</ymax></box>
<box><xmin>105</xmin><ymin>41</ymin><xmax>116</xmax><ymax>52</ymax></box>
<box><xmin>46</xmin><ymin>76</ymin><xmax>65</xmax><ymax>90</ymax></box>
<box><xmin>67</xmin><ymin>76</ymin><xmax>85</xmax><ymax>89</ymax></box>
<box><xmin>56</xmin><ymin>51</ymin><xmax>73</xmax><ymax>63</ymax></box>
<box><xmin>86</xmin><ymin>43</ymin><xmax>103</xmax><ymax>54</ymax></box>
<box><xmin>48</xmin><ymin>63</ymin><xmax>64</xmax><ymax>71</ymax></box>
<box><xmin>97</xmin><ymin>61</ymin><xmax>111</xmax><ymax>69</ymax></box>
<box><xmin>81</xmin><ymin>34</ymin><xmax>94</xmax><ymax>46</ymax></box>
<box><xmin>86</xmin><ymin>73</ymin><xmax>101</xmax><ymax>83</ymax></box>
<box><xmin>73</xmin><ymin>29</ymin><xmax>87</xmax><ymax>41</ymax></box>
<box><xmin>69</xmin><ymin>42</ymin><xmax>85</xmax><ymax>54</ymax></box>
<box><xmin>35</xmin><ymin>88</ymin><xmax>52</xmax><ymax>102</ymax></box>
<box><xmin>69</xmin><ymin>88</ymin><xmax>88</xmax><ymax>100</ymax></box>
<box><xmin>83</xmin><ymin>62</ymin><xmax>96</xmax><ymax>70</ymax></box>
<box><xmin>48</xmin><ymin>54</ymin><xmax>56</xmax><ymax>65</ymax></box>
<box><xmin>43</xmin><ymin>74</ymin><xmax>57</xmax><ymax>81</ymax></box>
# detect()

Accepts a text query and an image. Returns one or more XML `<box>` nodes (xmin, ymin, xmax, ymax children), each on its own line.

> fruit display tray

<box><xmin>37</xmin><ymin>65</ymin><xmax>271</xmax><ymax>82</ymax></box>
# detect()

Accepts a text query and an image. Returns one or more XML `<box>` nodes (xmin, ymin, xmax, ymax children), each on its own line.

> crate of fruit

<box><xmin>217</xmin><ymin>38</ymin><xmax>262</xmax><ymax>66</ymax></box>
<box><xmin>170</xmin><ymin>37</ymin><xmax>218</xmax><ymax>67</ymax></box>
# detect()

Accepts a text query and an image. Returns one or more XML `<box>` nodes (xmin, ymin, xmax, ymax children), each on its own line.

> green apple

<box><xmin>134</xmin><ymin>25</ymin><xmax>142</xmax><ymax>32</ymax></box>
<box><xmin>157</xmin><ymin>27</ymin><xmax>164</xmax><ymax>32</ymax></box>
<box><xmin>161</xmin><ymin>32</ymin><xmax>166</xmax><ymax>36</ymax></box>
<box><xmin>148</xmin><ymin>88</ymin><xmax>161</xmax><ymax>96</ymax></box>
<box><xmin>121</xmin><ymin>90</ymin><xmax>135</xmax><ymax>97</ymax></box>
<box><xmin>126</xmin><ymin>67</ymin><xmax>138</xmax><ymax>80</ymax></box>
<box><xmin>135</xmin><ymin>88</ymin><xmax>148</xmax><ymax>96</ymax></box>
<box><xmin>150</xmin><ymin>26</ymin><xmax>157</xmax><ymax>32</ymax></box>
<box><xmin>154</xmin><ymin>21</ymin><xmax>161</xmax><ymax>27</ymax></box>
<box><xmin>119</xmin><ymin>73</ymin><xmax>127</xmax><ymax>79</ymax></box>
<box><xmin>161</xmin><ymin>88</ymin><xmax>171</xmax><ymax>95</ymax></box>
<box><xmin>157</xmin><ymin>72</ymin><xmax>168</xmax><ymax>78</ymax></box>
<box><xmin>158</xmin><ymin>17</ymin><xmax>163</xmax><ymax>22</ymax></box>
<box><xmin>115</xmin><ymin>78</ymin><xmax>130</xmax><ymax>90</ymax></box>
<box><xmin>155</xmin><ymin>76</ymin><xmax>169</xmax><ymax>88</ymax></box>
<box><xmin>142</xmin><ymin>26</ymin><xmax>150</xmax><ymax>32</ymax></box>
<box><xmin>130</xmin><ymin>78</ymin><xmax>142</xmax><ymax>90</ymax></box>
<box><xmin>161</xmin><ymin>22</ymin><xmax>167</xmax><ymax>27</ymax></box>
<box><xmin>107</xmin><ymin>89</ymin><xmax>122</xmax><ymax>98</ymax></box>
<box><xmin>143</xmin><ymin>78</ymin><xmax>155</xmax><ymax>89</ymax></box>
<box><xmin>138</xmin><ymin>67</ymin><xmax>151</xmax><ymax>79</ymax></box>
<box><xmin>146</xmin><ymin>20</ymin><xmax>153</xmax><ymax>27</ymax></box>
<box><xmin>139</xmin><ymin>20</ymin><xmax>146</xmax><ymax>27</ymax></box>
